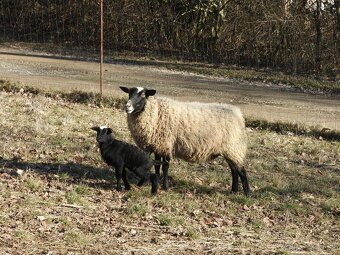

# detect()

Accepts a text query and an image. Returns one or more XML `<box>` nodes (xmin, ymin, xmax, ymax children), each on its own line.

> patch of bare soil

<box><xmin>0</xmin><ymin>45</ymin><xmax>340</xmax><ymax>131</ymax></box>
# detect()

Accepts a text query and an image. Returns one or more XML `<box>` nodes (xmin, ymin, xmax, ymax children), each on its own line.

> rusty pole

<box><xmin>100</xmin><ymin>0</ymin><xmax>104</xmax><ymax>98</ymax></box>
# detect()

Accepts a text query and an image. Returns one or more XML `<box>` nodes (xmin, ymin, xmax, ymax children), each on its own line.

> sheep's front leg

<box><xmin>154</xmin><ymin>154</ymin><xmax>170</xmax><ymax>190</ymax></box>
<box><xmin>115</xmin><ymin>166</ymin><xmax>123</xmax><ymax>191</ymax></box>
<box><xmin>122</xmin><ymin>168</ymin><xmax>131</xmax><ymax>191</ymax></box>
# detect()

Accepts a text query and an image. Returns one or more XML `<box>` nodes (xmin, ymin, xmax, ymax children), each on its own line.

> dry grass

<box><xmin>0</xmin><ymin>88</ymin><xmax>339</xmax><ymax>254</ymax></box>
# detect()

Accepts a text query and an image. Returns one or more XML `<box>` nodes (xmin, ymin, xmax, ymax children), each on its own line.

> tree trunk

<box><xmin>314</xmin><ymin>0</ymin><xmax>322</xmax><ymax>73</ymax></box>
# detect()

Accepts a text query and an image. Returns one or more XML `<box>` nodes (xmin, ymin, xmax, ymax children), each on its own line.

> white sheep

<box><xmin>120</xmin><ymin>86</ymin><xmax>250</xmax><ymax>196</ymax></box>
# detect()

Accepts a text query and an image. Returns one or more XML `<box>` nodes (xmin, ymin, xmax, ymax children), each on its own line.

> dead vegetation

<box><xmin>0</xmin><ymin>87</ymin><xmax>339</xmax><ymax>254</ymax></box>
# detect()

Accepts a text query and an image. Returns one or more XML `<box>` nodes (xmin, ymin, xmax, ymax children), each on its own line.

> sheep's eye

<box><xmin>140</xmin><ymin>91</ymin><xmax>146</xmax><ymax>98</ymax></box>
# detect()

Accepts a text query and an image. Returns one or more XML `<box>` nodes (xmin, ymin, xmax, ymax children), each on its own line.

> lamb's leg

<box><xmin>130</xmin><ymin>166</ymin><xmax>146</xmax><ymax>186</ymax></box>
<box><xmin>162</xmin><ymin>156</ymin><xmax>170</xmax><ymax>190</ymax></box>
<box><xmin>150</xmin><ymin>173</ymin><xmax>159</xmax><ymax>194</ymax></box>
<box><xmin>154</xmin><ymin>153</ymin><xmax>162</xmax><ymax>176</ymax></box>
<box><xmin>122</xmin><ymin>168</ymin><xmax>131</xmax><ymax>191</ymax></box>
<box><xmin>115</xmin><ymin>166</ymin><xmax>123</xmax><ymax>192</ymax></box>
<box><xmin>137</xmin><ymin>178</ymin><xmax>146</xmax><ymax>186</ymax></box>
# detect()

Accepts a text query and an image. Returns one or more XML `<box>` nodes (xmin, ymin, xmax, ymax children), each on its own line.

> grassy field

<box><xmin>0</xmin><ymin>85</ymin><xmax>339</xmax><ymax>254</ymax></box>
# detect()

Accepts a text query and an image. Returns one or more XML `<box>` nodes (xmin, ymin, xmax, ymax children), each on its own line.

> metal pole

<box><xmin>100</xmin><ymin>0</ymin><xmax>104</xmax><ymax>98</ymax></box>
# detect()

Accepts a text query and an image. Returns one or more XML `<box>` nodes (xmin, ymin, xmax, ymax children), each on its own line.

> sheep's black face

<box><xmin>120</xmin><ymin>86</ymin><xmax>156</xmax><ymax>114</ymax></box>
<box><xmin>91</xmin><ymin>126</ymin><xmax>114</xmax><ymax>143</ymax></box>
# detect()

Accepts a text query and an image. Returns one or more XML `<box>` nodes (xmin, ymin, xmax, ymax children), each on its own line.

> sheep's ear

<box><xmin>120</xmin><ymin>86</ymin><xmax>130</xmax><ymax>94</ymax></box>
<box><xmin>91</xmin><ymin>126</ymin><xmax>100</xmax><ymax>132</ymax></box>
<box><xmin>145</xmin><ymin>89</ymin><xmax>156</xmax><ymax>97</ymax></box>
<box><xmin>106</xmin><ymin>128</ymin><xmax>113</xmax><ymax>134</ymax></box>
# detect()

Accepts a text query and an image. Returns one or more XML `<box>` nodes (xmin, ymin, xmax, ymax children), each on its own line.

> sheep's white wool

<box><xmin>99</xmin><ymin>125</ymin><xmax>107</xmax><ymax>130</ymax></box>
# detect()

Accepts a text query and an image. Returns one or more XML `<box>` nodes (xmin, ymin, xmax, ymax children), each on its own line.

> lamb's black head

<box><xmin>91</xmin><ymin>126</ymin><xmax>114</xmax><ymax>143</ymax></box>
<box><xmin>120</xmin><ymin>86</ymin><xmax>156</xmax><ymax>114</ymax></box>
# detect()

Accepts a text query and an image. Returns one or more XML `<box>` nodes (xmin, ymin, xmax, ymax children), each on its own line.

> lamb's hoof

<box><xmin>116</xmin><ymin>187</ymin><xmax>123</xmax><ymax>192</ymax></box>
<box><xmin>162</xmin><ymin>181</ymin><xmax>169</xmax><ymax>191</ymax></box>
<box><xmin>125</xmin><ymin>185</ymin><xmax>131</xmax><ymax>191</ymax></box>
<box><xmin>137</xmin><ymin>180</ymin><xmax>145</xmax><ymax>186</ymax></box>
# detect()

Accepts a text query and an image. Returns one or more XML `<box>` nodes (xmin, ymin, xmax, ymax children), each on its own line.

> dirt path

<box><xmin>1</xmin><ymin>45</ymin><xmax>339</xmax><ymax>130</ymax></box>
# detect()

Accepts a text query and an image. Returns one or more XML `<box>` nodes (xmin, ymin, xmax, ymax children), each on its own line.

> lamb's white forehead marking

<box><xmin>136</xmin><ymin>87</ymin><xmax>144</xmax><ymax>93</ymax></box>
<box><xmin>99</xmin><ymin>125</ymin><xmax>107</xmax><ymax>130</ymax></box>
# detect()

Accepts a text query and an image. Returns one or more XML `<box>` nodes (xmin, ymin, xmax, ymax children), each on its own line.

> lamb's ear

<box><xmin>145</xmin><ymin>89</ymin><xmax>156</xmax><ymax>97</ymax></box>
<box><xmin>120</xmin><ymin>86</ymin><xmax>130</xmax><ymax>94</ymax></box>
<box><xmin>91</xmin><ymin>126</ymin><xmax>100</xmax><ymax>132</ymax></box>
<box><xmin>106</xmin><ymin>128</ymin><xmax>113</xmax><ymax>134</ymax></box>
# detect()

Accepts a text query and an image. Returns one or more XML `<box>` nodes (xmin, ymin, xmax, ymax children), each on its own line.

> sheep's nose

<box><xmin>125</xmin><ymin>101</ymin><xmax>134</xmax><ymax>114</ymax></box>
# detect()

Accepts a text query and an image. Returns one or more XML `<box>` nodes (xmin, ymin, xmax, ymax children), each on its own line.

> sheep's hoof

<box><xmin>116</xmin><ymin>186</ymin><xmax>123</xmax><ymax>192</ymax></box>
<box><xmin>231</xmin><ymin>189</ymin><xmax>238</xmax><ymax>194</ymax></box>
<box><xmin>125</xmin><ymin>185</ymin><xmax>131</xmax><ymax>191</ymax></box>
<box><xmin>244</xmin><ymin>189</ymin><xmax>252</xmax><ymax>197</ymax></box>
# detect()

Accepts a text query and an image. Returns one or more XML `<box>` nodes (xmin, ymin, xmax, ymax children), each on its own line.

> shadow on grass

<box><xmin>0</xmin><ymin>157</ymin><xmax>125</xmax><ymax>190</ymax></box>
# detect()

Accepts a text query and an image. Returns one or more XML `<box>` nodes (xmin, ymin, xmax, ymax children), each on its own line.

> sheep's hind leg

<box><xmin>115</xmin><ymin>166</ymin><xmax>123</xmax><ymax>192</ymax></box>
<box><xmin>122</xmin><ymin>168</ymin><xmax>131</xmax><ymax>191</ymax></box>
<box><xmin>162</xmin><ymin>156</ymin><xmax>170</xmax><ymax>190</ymax></box>
<box><xmin>227</xmin><ymin>159</ymin><xmax>251</xmax><ymax>196</ymax></box>
<box><xmin>239</xmin><ymin>167</ymin><xmax>250</xmax><ymax>196</ymax></box>
<box><xmin>227</xmin><ymin>160</ymin><xmax>239</xmax><ymax>194</ymax></box>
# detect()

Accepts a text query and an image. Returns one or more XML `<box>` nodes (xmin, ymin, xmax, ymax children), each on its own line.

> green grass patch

<box><xmin>74</xmin><ymin>184</ymin><xmax>90</xmax><ymax>196</ymax></box>
<box><xmin>276</xmin><ymin>202</ymin><xmax>310</xmax><ymax>215</ymax></box>
<box><xmin>320</xmin><ymin>199</ymin><xmax>340</xmax><ymax>216</ymax></box>
<box><xmin>158</xmin><ymin>214</ymin><xmax>185</xmax><ymax>227</ymax></box>
<box><xmin>57</xmin><ymin>216</ymin><xmax>74</xmax><ymax>230</ymax></box>
<box><xmin>24</xmin><ymin>177</ymin><xmax>43</xmax><ymax>191</ymax></box>
<box><xmin>229</xmin><ymin>194</ymin><xmax>255</xmax><ymax>206</ymax></box>
<box><xmin>14</xmin><ymin>230</ymin><xmax>31</xmax><ymax>241</ymax></box>
<box><xmin>65</xmin><ymin>190</ymin><xmax>89</xmax><ymax>207</ymax></box>
<box><xmin>185</xmin><ymin>227</ymin><xmax>199</xmax><ymax>239</ymax></box>
<box><xmin>64</xmin><ymin>231</ymin><xmax>90</xmax><ymax>247</ymax></box>
<box><xmin>58</xmin><ymin>172</ymin><xmax>72</xmax><ymax>182</ymax></box>
<box><xmin>127</xmin><ymin>203</ymin><xmax>149</xmax><ymax>217</ymax></box>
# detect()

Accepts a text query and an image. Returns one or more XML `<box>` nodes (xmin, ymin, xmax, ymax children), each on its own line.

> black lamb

<box><xmin>91</xmin><ymin>126</ymin><xmax>158</xmax><ymax>194</ymax></box>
